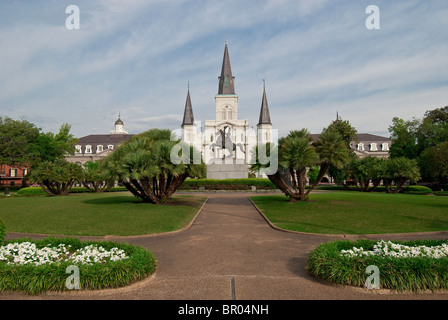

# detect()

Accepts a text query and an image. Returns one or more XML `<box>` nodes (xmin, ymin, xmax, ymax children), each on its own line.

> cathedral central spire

<box><xmin>218</xmin><ymin>41</ymin><xmax>235</xmax><ymax>95</ymax></box>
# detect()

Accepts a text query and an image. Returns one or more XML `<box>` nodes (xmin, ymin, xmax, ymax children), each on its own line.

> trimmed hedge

<box><xmin>313</xmin><ymin>185</ymin><xmax>433</xmax><ymax>195</ymax></box>
<box><xmin>17</xmin><ymin>186</ymin><xmax>128</xmax><ymax>196</ymax></box>
<box><xmin>0</xmin><ymin>237</ymin><xmax>156</xmax><ymax>295</ymax></box>
<box><xmin>179</xmin><ymin>178</ymin><xmax>277</xmax><ymax>191</ymax></box>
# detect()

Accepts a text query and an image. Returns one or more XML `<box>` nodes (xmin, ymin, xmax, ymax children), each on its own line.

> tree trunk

<box><xmin>306</xmin><ymin>163</ymin><xmax>330</xmax><ymax>195</ymax></box>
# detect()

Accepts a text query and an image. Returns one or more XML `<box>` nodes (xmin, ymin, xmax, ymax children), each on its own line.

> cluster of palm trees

<box><xmin>250</xmin><ymin>128</ymin><xmax>350</xmax><ymax>202</ymax></box>
<box><xmin>30</xmin><ymin>129</ymin><xmax>206</xmax><ymax>202</ymax></box>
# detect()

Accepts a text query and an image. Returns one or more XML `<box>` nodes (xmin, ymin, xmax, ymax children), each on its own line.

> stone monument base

<box><xmin>206</xmin><ymin>159</ymin><xmax>249</xmax><ymax>179</ymax></box>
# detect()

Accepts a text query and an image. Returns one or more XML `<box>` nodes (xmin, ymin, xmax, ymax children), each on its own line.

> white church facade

<box><xmin>179</xmin><ymin>41</ymin><xmax>274</xmax><ymax>179</ymax></box>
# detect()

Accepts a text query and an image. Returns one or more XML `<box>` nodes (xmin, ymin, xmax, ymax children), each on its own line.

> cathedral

<box><xmin>180</xmin><ymin>41</ymin><xmax>274</xmax><ymax>179</ymax></box>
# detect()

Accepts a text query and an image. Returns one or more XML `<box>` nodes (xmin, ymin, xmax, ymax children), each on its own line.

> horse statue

<box><xmin>210</xmin><ymin>126</ymin><xmax>245</xmax><ymax>160</ymax></box>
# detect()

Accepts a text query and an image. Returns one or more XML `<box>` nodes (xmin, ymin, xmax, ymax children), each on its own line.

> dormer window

<box><xmin>85</xmin><ymin>145</ymin><xmax>92</xmax><ymax>154</ymax></box>
<box><xmin>370</xmin><ymin>143</ymin><xmax>377</xmax><ymax>151</ymax></box>
<box><xmin>97</xmin><ymin>145</ymin><xmax>103</xmax><ymax>153</ymax></box>
<box><xmin>382</xmin><ymin>143</ymin><xmax>389</xmax><ymax>151</ymax></box>
<box><xmin>108</xmin><ymin>145</ymin><xmax>114</xmax><ymax>150</ymax></box>
<box><xmin>357</xmin><ymin>143</ymin><xmax>365</xmax><ymax>151</ymax></box>
<box><xmin>75</xmin><ymin>145</ymin><xmax>82</xmax><ymax>153</ymax></box>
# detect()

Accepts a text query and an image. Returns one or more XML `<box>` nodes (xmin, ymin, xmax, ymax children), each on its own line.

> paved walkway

<box><xmin>2</xmin><ymin>192</ymin><xmax>448</xmax><ymax>300</ymax></box>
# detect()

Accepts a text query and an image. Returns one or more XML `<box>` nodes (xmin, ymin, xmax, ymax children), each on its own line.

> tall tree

<box><xmin>29</xmin><ymin>123</ymin><xmax>78</xmax><ymax>165</ymax></box>
<box><xmin>306</xmin><ymin>130</ymin><xmax>350</xmax><ymax>194</ymax></box>
<box><xmin>0</xmin><ymin>117</ymin><xmax>40</xmax><ymax>166</ymax></box>
<box><xmin>388</xmin><ymin>117</ymin><xmax>420</xmax><ymax>159</ymax></box>
<box><xmin>419</xmin><ymin>141</ymin><xmax>448</xmax><ymax>186</ymax></box>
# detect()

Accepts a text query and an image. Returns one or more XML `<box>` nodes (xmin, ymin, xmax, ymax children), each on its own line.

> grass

<box><xmin>0</xmin><ymin>192</ymin><xmax>206</xmax><ymax>236</ymax></box>
<box><xmin>307</xmin><ymin>239</ymin><xmax>448</xmax><ymax>292</ymax></box>
<box><xmin>0</xmin><ymin>237</ymin><xmax>156</xmax><ymax>295</ymax></box>
<box><xmin>251</xmin><ymin>192</ymin><xmax>448</xmax><ymax>234</ymax></box>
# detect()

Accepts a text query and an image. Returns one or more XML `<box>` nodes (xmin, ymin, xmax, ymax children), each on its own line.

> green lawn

<box><xmin>0</xmin><ymin>192</ymin><xmax>206</xmax><ymax>236</ymax></box>
<box><xmin>251</xmin><ymin>192</ymin><xmax>448</xmax><ymax>234</ymax></box>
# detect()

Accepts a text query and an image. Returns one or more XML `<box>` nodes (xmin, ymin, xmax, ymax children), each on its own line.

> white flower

<box><xmin>0</xmin><ymin>242</ymin><xmax>129</xmax><ymax>266</ymax></box>
<box><xmin>340</xmin><ymin>240</ymin><xmax>448</xmax><ymax>259</ymax></box>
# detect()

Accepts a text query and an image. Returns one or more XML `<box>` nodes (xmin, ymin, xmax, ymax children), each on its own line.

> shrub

<box><xmin>179</xmin><ymin>178</ymin><xmax>277</xmax><ymax>191</ymax></box>
<box><xmin>401</xmin><ymin>185</ymin><xmax>433</xmax><ymax>195</ymax></box>
<box><xmin>17</xmin><ymin>186</ymin><xmax>129</xmax><ymax>196</ymax></box>
<box><xmin>17</xmin><ymin>187</ymin><xmax>46</xmax><ymax>196</ymax></box>
<box><xmin>0</xmin><ymin>220</ymin><xmax>6</xmax><ymax>245</ymax></box>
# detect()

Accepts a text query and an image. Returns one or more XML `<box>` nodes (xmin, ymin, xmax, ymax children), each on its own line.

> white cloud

<box><xmin>0</xmin><ymin>0</ymin><xmax>447</xmax><ymax>140</ymax></box>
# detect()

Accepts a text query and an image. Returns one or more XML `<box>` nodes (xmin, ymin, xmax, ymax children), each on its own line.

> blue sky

<box><xmin>1</xmin><ymin>0</ymin><xmax>447</xmax><ymax>139</ymax></box>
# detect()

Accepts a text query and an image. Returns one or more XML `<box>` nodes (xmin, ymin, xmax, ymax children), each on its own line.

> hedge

<box><xmin>313</xmin><ymin>185</ymin><xmax>433</xmax><ymax>195</ymax></box>
<box><xmin>179</xmin><ymin>178</ymin><xmax>277</xmax><ymax>191</ymax></box>
<box><xmin>17</xmin><ymin>186</ymin><xmax>128</xmax><ymax>196</ymax></box>
<box><xmin>0</xmin><ymin>220</ymin><xmax>6</xmax><ymax>245</ymax></box>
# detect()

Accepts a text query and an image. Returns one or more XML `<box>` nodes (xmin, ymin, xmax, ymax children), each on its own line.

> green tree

<box><xmin>29</xmin><ymin>159</ymin><xmax>83</xmax><ymax>196</ymax></box>
<box><xmin>324</xmin><ymin>116</ymin><xmax>358</xmax><ymax>149</ymax></box>
<box><xmin>350</xmin><ymin>156</ymin><xmax>385</xmax><ymax>192</ymax></box>
<box><xmin>29</xmin><ymin>123</ymin><xmax>78</xmax><ymax>165</ymax></box>
<box><xmin>103</xmin><ymin>129</ymin><xmax>206</xmax><ymax>204</ymax></box>
<box><xmin>307</xmin><ymin>130</ymin><xmax>350</xmax><ymax>194</ymax></box>
<box><xmin>82</xmin><ymin>160</ymin><xmax>114</xmax><ymax>192</ymax></box>
<box><xmin>382</xmin><ymin>157</ymin><xmax>421</xmax><ymax>193</ymax></box>
<box><xmin>388</xmin><ymin>117</ymin><xmax>420</xmax><ymax>159</ymax></box>
<box><xmin>323</xmin><ymin>116</ymin><xmax>357</xmax><ymax>182</ymax></box>
<box><xmin>0</xmin><ymin>117</ymin><xmax>40</xmax><ymax>166</ymax></box>
<box><xmin>419</xmin><ymin>141</ymin><xmax>448</xmax><ymax>186</ymax></box>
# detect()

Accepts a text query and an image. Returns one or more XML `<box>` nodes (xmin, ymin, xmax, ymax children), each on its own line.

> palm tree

<box><xmin>29</xmin><ymin>158</ymin><xmax>83</xmax><ymax>195</ymax></box>
<box><xmin>103</xmin><ymin>129</ymin><xmax>206</xmax><ymax>204</ymax></box>
<box><xmin>251</xmin><ymin>128</ymin><xmax>350</xmax><ymax>202</ymax></box>
<box><xmin>251</xmin><ymin>129</ymin><xmax>318</xmax><ymax>201</ymax></box>
<box><xmin>306</xmin><ymin>130</ymin><xmax>350</xmax><ymax>195</ymax></box>
<box><xmin>82</xmin><ymin>160</ymin><xmax>114</xmax><ymax>192</ymax></box>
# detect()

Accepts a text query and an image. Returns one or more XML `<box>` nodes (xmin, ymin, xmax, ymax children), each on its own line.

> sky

<box><xmin>0</xmin><ymin>0</ymin><xmax>447</xmax><ymax>139</ymax></box>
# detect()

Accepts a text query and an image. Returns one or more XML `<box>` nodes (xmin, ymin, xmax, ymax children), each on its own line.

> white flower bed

<box><xmin>341</xmin><ymin>240</ymin><xmax>448</xmax><ymax>259</ymax></box>
<box><xmin>0</xmin><ymin>242</ymin><xmax>129</xmax><ymax>266</ymax></box>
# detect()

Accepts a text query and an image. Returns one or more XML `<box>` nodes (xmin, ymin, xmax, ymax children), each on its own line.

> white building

<box><xmin>179</xmin><ymin>41</ymin><xmax>274</xmax><ymax>178</ymax></box>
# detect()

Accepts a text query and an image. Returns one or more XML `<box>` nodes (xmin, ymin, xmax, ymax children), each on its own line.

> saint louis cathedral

<box><xmin>179</xmin><ymin>41</ymin><xmax>273</xmax><ymax>179</ymax></box>
<box><xmin>66</xmin><ymin>41</ymin><xmax>392</xmax><ymax>181</ymax></box>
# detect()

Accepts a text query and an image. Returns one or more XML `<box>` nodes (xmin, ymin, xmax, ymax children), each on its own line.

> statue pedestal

<box><xmin>206</xmin><ymin>158</ymin><xmax>249</xmax><ymax>179</ymax></box>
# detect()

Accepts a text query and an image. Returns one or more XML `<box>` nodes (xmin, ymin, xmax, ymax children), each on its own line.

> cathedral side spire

<box><xmin>258</xmin><ymin>82</ymin><xmax>272</xmax><ymax>125</ymax></box>
<box><xmin>182</xmin><ymin>87</ymin><xmax>194</xmax><ymax>126</ymax></box>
